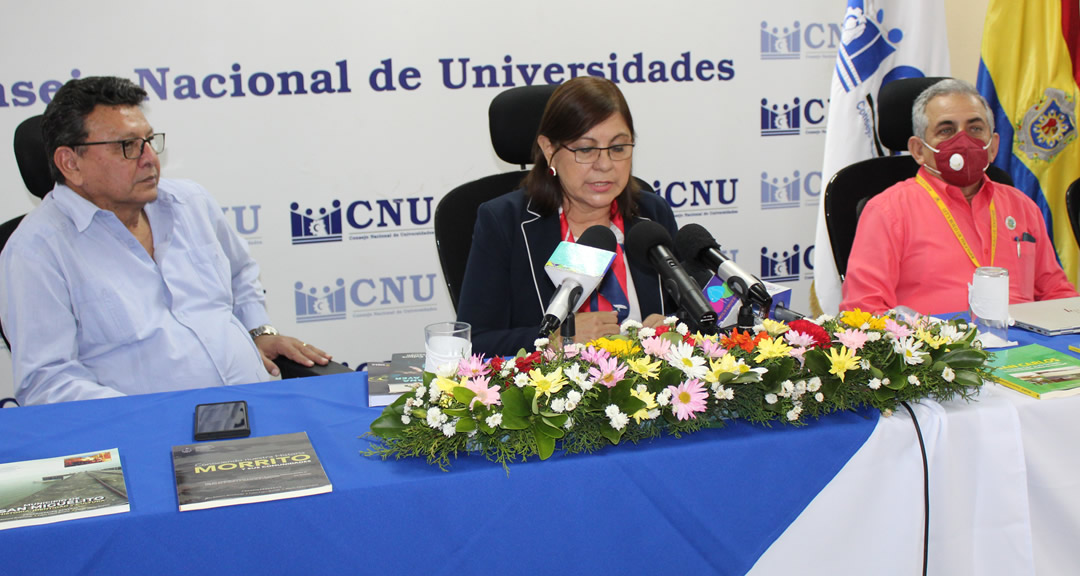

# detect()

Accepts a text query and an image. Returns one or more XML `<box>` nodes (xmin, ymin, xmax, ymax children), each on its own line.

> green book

<box><xmin>987</xmin><ymin>344</ymin><xmax>1080</xmax><ymax>399</ymax></box>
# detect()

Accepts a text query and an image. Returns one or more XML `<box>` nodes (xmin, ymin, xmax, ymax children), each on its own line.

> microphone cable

<box><xmin>900</xmin><ymin>400</ymin><xmax>929</xmax><ymax>576</ymax></box>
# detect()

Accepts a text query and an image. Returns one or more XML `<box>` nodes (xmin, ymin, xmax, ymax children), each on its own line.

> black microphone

<box><xmin>538</xmin><ymin>225</ymin><xmax>618</xmax><ymax>337</ymax></box>
<box><xmin>625</xmin><ymin>220</ymin><xmax>717</xmax><ymax>333</ymax></box>
<box><xmin>676</xmin><ymin>223</ymin><xmax>773</xmax><ymax>314</ymax></box>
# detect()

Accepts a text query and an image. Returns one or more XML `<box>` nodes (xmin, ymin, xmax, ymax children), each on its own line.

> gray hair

<box><xmin>911</xmin><ymin>78</ymin><xmax>995</xmax><ymax>141</ymax></box>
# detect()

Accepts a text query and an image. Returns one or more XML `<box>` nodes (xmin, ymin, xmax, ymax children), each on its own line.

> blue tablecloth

<box><xmin>0</xmin><ymin>372</ymin><xmax>877</xmax><ymax>576</ymax></box>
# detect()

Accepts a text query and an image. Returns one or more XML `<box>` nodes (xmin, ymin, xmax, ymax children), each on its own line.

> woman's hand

<box><xmin>567</xmin><ymin>311</ymin><xmax>620</xmax><ymax>343</ymax></box>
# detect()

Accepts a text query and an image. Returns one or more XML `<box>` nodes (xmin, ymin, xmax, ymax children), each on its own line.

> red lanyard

<box><xmin>558</xmin><ymin>207</ymin><xmax>628</xmax><ymax>314</ymax></box>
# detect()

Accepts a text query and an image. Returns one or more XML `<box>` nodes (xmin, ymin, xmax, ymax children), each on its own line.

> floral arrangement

<box><xmin>365</xmin><ymin>310</ymin><xmax>991</xmax><ymax>469</ymax></box>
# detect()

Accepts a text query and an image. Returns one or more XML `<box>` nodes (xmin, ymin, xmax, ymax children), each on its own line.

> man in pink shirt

<box><xmin>841</xmin><ymin>79</ymin><xmax>1077</xmax><ymax>315</ymax></box>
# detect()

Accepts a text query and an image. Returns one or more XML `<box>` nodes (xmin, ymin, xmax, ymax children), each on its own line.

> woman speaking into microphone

<box><xmin>457</xmin><ymin>77</ymin><xmax>678</xmax><ymax>357</ymax></box>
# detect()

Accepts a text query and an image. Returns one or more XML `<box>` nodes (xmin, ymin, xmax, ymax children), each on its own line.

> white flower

<box><xmin>868</xmin><ymin>377</ymin><xmax>882</xmax><ymax>390</ymax></box>
<box><xmin>894</xmin><ymin>337</ymin><xmax>927</xmax><ymax>366</ymax></box>
<box><xmin>657</xmin><ymin>389</ymin><xmax>672</xmax><ymax>406</ymax></box>
<box><xmin>882</xmin><ymin>408</ymin><xmax>894</xmax><ymax>418</ymax></box>
<box><xmin>565</xmin><ymin>400</ymin><xmax>578</xmax><ymax>412</ymax></box>
<box><xmin>564</xmin><ymin>416</ymin><xmax>574</xmax><ymax>430</ymax></box>
<box><xmin>513</xmin><ymin>373</ymin><xmax>530</xmax><ymax>388</ymax></box>
<box><xmin>908</xmin><ymin>374</ymin><xmax>921</xmax><ymax>386</ymax></box>
<box><xmin>565</xmin><ymin>363</ymin><xmax>589</xmax><ymax>388</ymax></box>
<box><xmin>638</xmin><ymin>327</ymin><xmax>656</xmax><ymax>338</ymax></box>
<box><xmin>647</xmin><ymin>409</ymin><xmax>661</xmax><ymax>420</ymax></box>
<box><xmin>780</xmin><ymin>380</ymin><xmax>795</xmax><ymax>396</ymax></box>
<box><xmin>441</xmin><ymin>422</ymin><xmax>456</xmax><ymax>437</ymax></box>
<box><xmin>401</xmin><ymin>414</ymin><xmax>411</xmax><ymax>424</ymax></box>
<box><xmin>866</xmin><ymin>331</ymin><xmax>882</xmax><ymax>342</ymax></box>
<box><xmin>404</xmin><ymin>398</ymin><xmax>415</xmax><ymax>409</ymax></box>
<box><xmin>605</xmin><ymin>404</ymin><xmax>621</xmax><ymax>418</ymax></box>
<box><xmin>938</xmin><ymin>324</ymin><xmax>961</xmax><ymax>343</ymax></box>
<box><xmin>499</xmin><ymin>364</ymin><xmax>513</xmax><ymax>378</ymax></box>
<box><xmin>765</xmin><ymin>393</ymin><xmax>778</xmax><ymax>405</ymax></box>
<box><xmin>816</xmin><ymin>313</ymin><xmax>834</xmax><ymax>323</ymax></box>
<box><xmin>414</xmin><ymin>386</ymin><xmax>427</xmax><ymax>399</ymax></box>
<box><xmin>882</xmin><ymin>377</ymin><xmax>891</xmax><ymax>387</ymax></box>
<box><xmin>485</xmin><ymin>413</ymin><xmax>503</xmax><ymax>427</ymax></box>
<box><xmin>428</xmin><ymin>386</ymin><xmax>442</xmax><ymax>403</ymax></box>
<box><xmin>941</xmin><ymin>366</ymin><xmax>956</xmax><ymax>382</ymax></box>
<box><xmin>860</xmin><ymin>359</ymin><xmax>871</xmax><ymax>370</ymax></box>
<box><xmin>808</xmin><ymin>377</ymin><xmax>822</xmax><ymax>392</ymax></box>
<box><xmin>426</xmin><ymin>407</ymin><xmax>447</xmax><ymax>428</ymax></box>
<box><xmin>714</xmin><ymin>385</ymin><xmax>734</xmax><ymax>401</ymax></box>
<box><xmin>794</xmin><ymin>380</ymin><xmax>807</xmax><ymax>397</ymax></box>
<box><xmin>534</xmin><ymin>337</ymin><xmax>550</xmax><ymax>349</ymax></box>
<box><xmin>608</xmin><ymin>410</ymin><xmax>629</xmax><ymax>431</ymax></box>
<box><xmin>435</xmin><ymin>362</ymin><xmax>458</xmax><ymax>379</ymax></box>
<box><xmin>815</xmin><ymin>392</ymin><xmax>824</xmax><ymax>402</ymax></box>
<box><xmin>786</xmin><ymin>404</ymin><xmax>803</xmax><ymax>421</ymax></box>
<box><xmin>550</xmin><ymin>397</ymin><xmax>567</xmax><ymax>413</ymax></box>
<box><xmin>675</xmin><ymin>323</ymin><xmax>689</xmax><ymax>336</ymax></box>
<box><xmin>620</xmin><ymin>319</ymin><xmax>643</xmax><ymax>333</ymax></box>
<box><xmin>666</xmin><ymin>341</ymin><xmax>708</xmax><ymax>379</ymax></box>
<box><xmin>664</xmin><ymin>316</ymin><xmax>680</xmax><ymax>326</ymax></box>
<box><xmin>567</xmin><ymin>390</ymin><xmax>582</xmax><ymax>404</ymax></box>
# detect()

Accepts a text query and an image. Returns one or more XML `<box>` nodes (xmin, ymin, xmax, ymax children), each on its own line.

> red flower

<box><xmin>515</xmin><ymin>351</ymin><xmax>541</xmax><ymax>373</ymax></box>
<box><xmin>654</xmin><ymin>326</ymin><xmax>670</xmax><ymax>337</ymax></box>
<box><xmin>489</xmin><ymin>356</ymin><xmax>504</xmax><ymax>374</ymax></box>
<box><xmin>787</xmin><ymin>319</ymin><xmax>832</xmax><ymax>349</ymax></box>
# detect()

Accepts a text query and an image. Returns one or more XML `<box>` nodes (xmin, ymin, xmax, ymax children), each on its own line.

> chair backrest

<box><xmin>434</xmin><ymin>84</ymin><xmax>557</xmax><ymax>311</ymax></box>
<box><xmin>1066</xmin><ymin>177</ymin><xmax>1080</xmax><ymax>250</ymax></box>
<box><xmin>824</xmin><ymin>77</ymin><xmax>1014</xmax><ymax>280</ymax></box>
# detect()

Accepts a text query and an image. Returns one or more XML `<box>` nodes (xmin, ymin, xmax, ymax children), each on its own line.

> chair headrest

<box><xmin>877</xmin><ymin>76</ymin><xmax>949</xmax><ymax>153</ymax></box>
<box><xmin>488</xmin><ymin>84</ymin><xmax>559</xmax><ymax>167</ymax></box>
<box><xmin>13</xmin><ymin>115</ymin><xmax>53</xmax><ymax>199</ymax></box>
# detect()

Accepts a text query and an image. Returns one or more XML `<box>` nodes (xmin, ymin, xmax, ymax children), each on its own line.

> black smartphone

<box><xmin>194</xmin><ymin>400</ymin><xmax>251</xmax><ymax>441</ymax></box>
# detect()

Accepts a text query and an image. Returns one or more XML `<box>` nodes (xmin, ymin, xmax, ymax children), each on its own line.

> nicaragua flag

<box><xmin>811</xmin><ymin>0</ymin><xmax>950</xmax><ymax>315</ymax></box>
<box><xmin>977</xmin><ymin>0</ymin><xmax>1080</xmax><ymax>283</ymax></box>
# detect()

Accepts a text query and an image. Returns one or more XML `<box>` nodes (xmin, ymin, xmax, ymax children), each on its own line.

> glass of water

<box><xmin>969</xmin><ymin>266</ymin><xmax>1009</xmax><ymax>345</ymax></box>
<box><xmin>424</xmin><ymin>321</ymin><xmax>472</xmax><ymax>373</ymax></box>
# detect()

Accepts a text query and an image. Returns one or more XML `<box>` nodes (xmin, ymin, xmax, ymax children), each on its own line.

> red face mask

<box><xmin>922</xmin><ymin>131</ymin><xmax>992</xmax><ymax>188</ymax></box>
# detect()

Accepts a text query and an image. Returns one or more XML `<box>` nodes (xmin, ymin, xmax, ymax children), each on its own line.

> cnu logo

<box><xmin>761</xmin><ymin>244</ymin><xmax>801</xmax><ymax>283</ymax></box>
<box><xmin>760</xmin><ymin>21</ymin><xmax>801</xmax><ymax>60</ymax></box>
<box><xmin>293</xmin><ymin>274</ymin><xmax>439</xmax><ymax>322</ymax></box>
<box><xmin>760</xmin><ymin>97</ymin><xmax>827</xmax><ymax>136</ymax></box>
<box><xmin>760</xmin><ymin>170</ymin><xmax>823</xmax><ymax>209</ymax></box>
<box><xmin>761</xmin><ymin>19</ymin><xmax>848</xmax><ymax>60</ymax></box>
<box><xmin>651</xmin><ymin>178</ymin><xmax>738</xmax><ymax>209</ymax></box>
<box><xmin>836</xmin><ymin>2</ymin><xmax>903</xmax><ymax>92</ymax></box>
<box><xmin>290</xmin><ymin>200</ymin><xmax>343</xmax><ymax>245</ymax></box>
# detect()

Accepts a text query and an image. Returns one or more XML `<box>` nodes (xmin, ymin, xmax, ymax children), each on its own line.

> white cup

<box><xmin>424</xmin><ymin>321</ymin><xmax>471</xmax><ymax>373</ymax></box>
<box><xmin>969</xmin><ymin>266</ymin><xmax>1009</xmax><ymax>344</ymax></box>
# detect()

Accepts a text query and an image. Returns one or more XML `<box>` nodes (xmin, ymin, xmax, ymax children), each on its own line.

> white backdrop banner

<box><xmin>0</xmin><ymin>0</ymin><xmax>843</xmax><ymax>396</ymax></box>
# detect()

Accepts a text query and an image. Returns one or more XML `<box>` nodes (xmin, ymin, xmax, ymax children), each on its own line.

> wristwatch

<box><xmin>249</xmin><ymin>324</ymin><xmax>279</xmax><ymax>339</ymax></box>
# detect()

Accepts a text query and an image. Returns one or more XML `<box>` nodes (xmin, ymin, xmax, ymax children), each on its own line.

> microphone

<box><xmin>625</xmin><ymin>220</ymin><xmax>718</xmax><ymax>333</ymax></box>
<box><xmin>676</xmin><ymin>223</ymin><xmax>773</xmax><ymax>314</ymax></box>
<box><xmin>538</xmin><ymin>225</ymin><xmax>618</xmax><ymax>337</ymax></box>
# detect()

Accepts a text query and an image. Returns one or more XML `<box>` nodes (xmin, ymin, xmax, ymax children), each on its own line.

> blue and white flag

<box><xmin>812</xmin><ymin>0</ymin><xmax>950</xmax><ymax>315</ymax></box>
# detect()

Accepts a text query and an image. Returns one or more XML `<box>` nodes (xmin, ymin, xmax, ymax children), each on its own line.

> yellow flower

<box><xmin>690</xmin><ymin>331</ymin><xmax>720</xmax><ymax>346</ymax></box>
<box><xmin>825</xmin><ymin>345</ymin><xmax>861</xmax><ymax>382</ymax></box>
<box><xmin>627</xmin><ymin>356</ymin><xmax>662</xmax><ymax>380</ymax></box>
<box><xmin>435</xmin><ymin>376</ymin><xmax>462</xmax><ymax>395</ymax></box>
<box><xmin>915</xmin><ymin>328</ymin><xmax>949</xmax><ymax>350</ymax></box>
<box><xmin>529</xmin><ymin>366</ymin><xmax>565</xmax><ymax>398</ymax></box>
<box><xmin>629</xmin><ymin>386</ymin><xmax>659</xmax><ymax>423</ymax></box>
<box><xmin>760</xmin><ymin>319</ymin><xmax>789</xmax><ymax>337</ymax></box>
<box><xmin>715</xmin><ymin>354</ymin><xmax>750</xmax><ymax>375</ymax></box>
<box><xmin>592</xmin><ymin>337</ymin><xmax>641</xmax><ymax>358</ymax></box>
<box><xmin>754</xmin><ymin>335</ymin><xmax>792</xmax><ymax>363</ymax></box>
<box><xmin>840</xmin><ymin>308</ymin><xmax>873</xmax><ymax>329</ymax></box>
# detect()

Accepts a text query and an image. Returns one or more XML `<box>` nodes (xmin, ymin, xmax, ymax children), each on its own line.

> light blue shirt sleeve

<box><xmin>0</xmin><ymin>180</ymin><xmax>271</xmax><ymax>405</ymax></box>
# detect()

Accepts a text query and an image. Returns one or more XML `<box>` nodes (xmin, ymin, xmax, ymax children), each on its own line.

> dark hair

<box><xmin>523</xmin><ymin>77</ymin><xmax>639</xmax><ymax>219</ymax></box>
<box><xmin>42</xmin><ymin>76</ymin><xmax>148</xmax><ymax>184</ymax></box>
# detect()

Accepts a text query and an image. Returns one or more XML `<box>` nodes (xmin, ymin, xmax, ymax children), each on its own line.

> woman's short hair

<box><xmin>523</xmin><ymin>77</ymin><xmax>639</xmax><ymax>219</ymax></box>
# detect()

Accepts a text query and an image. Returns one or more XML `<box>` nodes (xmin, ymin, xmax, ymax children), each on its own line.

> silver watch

<box><xmin>249</xmin><ymin>324</ymin><xmax>279</xmax><ymax>339</ymax></box>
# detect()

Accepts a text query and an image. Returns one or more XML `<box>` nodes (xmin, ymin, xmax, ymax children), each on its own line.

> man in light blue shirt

<box><xmin>0</xmin><ymin>76</ymin><xmax>330</xmax><ymax>405</ymax></box>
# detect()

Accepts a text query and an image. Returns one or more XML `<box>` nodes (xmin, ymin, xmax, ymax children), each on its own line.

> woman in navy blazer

<box><xmin>457</xmin><ymin>77</ymin><xmax>679</xmax><ymax>357</ymax></box>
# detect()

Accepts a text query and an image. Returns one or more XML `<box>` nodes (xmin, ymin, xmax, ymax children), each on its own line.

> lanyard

<box><xmin>916</xmin><ymin>173</ymin><xmax>996</xmax><ymax>268</ymax></box>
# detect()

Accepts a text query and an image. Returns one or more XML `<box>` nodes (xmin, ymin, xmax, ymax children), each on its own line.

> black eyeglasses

<box><xmin>77</xmin><ymin>133</ymin><xmax>165</xmax><ymax>159</ymax></box>
<box><xmin>562</xmin><ymin>143</ymin><xmax>634</xmax><ymax>164</ymax></box>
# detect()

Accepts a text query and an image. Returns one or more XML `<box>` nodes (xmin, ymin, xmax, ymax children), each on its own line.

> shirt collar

<box><xmin>51</xmin><ymin>181</ymin><xmax>177</xmax><ymax>232</ymax></box>
<box><xmin>916</xmin><ymin>166</ymin><xmax>994</xmax><ymax>204</ymax></box>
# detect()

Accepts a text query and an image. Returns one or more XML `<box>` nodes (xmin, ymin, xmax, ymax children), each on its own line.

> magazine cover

<box><xmin>0</xmin><ymin>448</ymin><xmax>129</xmax><ymax>530</ymax></box>
<box><xmin>987</xmin><ymin>344</ymin><xmax>1080</xmax><ymax>399</ymax></box>
<box><xmin>368</xmin><ymin>353</ymin><xmax>425</xmax><ymax>407</ymax></box>
<box><xmin>172</xmin><ymin>431</ymin><xmax>331</xmax><ymax>511</ymax></box>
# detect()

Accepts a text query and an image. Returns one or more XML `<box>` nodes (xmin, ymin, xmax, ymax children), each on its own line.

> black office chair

<box><xmin>1066</xmin><ymin>177</ymin><xmax>1080</xmax><ymax>250</ymax></box>
<box><xmin>823</xmin><ymin>77</ymin><xmax>1014</xmax><ymax>280</ymax></box>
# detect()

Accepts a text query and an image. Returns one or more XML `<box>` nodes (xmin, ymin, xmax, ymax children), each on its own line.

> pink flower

<box><xmin>562</xmin><ymin>345</ymin><xmax>580</xmax><ymax>359</ymax></box>
<box><xmin>789</xmin><ymin>346</ymin><xmax>807</xmax><ymax>368</ymax></box>
<box><xmin>835</xmin><ymin>328</ymin><xmax>869</xmax><ymax>351</ymax></box>
<box><xmin>543</xmin><ymin>347</ymin><xmax>558</xmax><ymax>362</ymax></box>
<box><xmin>588</xmin><ymin>356</ymin><xmax>629</xmax><ymax>388</ymax></box>
<box><xmin>699</xmin><ymin>339</ymin><xmax>728</xmax><ymax>359</ymax></box>
<box><xmin>884</xmin><ymin>318</ymin><xmax>913</xmax><ymax>340</ymax></box>
<box><xmin>641</xmin><ymin>336</ymin><xmax>671</xmax><ymax>358</ymax></box>
<box><xmin>465</xmin><ymin>376</ymin><xmax>502</xmax><ymax>409</ymax></box>
<box><xmin>666</xmin><ymin>378</ymin><xmax>708</xmax><ymax>421</ymax></box>
<box><xmin>581</xmin><ymin>345</ymin><xmax>610</xmax><ymax>365</ymax></box>
<box><xmin>785</xmin><ymin>330</ymin><xmax>817</xmax><ymax>348</ymax></box>
<box><xmin>457</xmin><ymin>354</ymin><xmax>490</xmax><ymax>379</ymax></box>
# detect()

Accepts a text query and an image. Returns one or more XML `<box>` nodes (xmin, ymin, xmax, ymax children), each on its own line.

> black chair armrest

<box><xmin>276</xmin><ymin>358</ymin><xmax>355</xmax><ymax>379</ymax></box>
